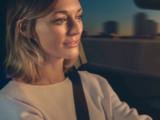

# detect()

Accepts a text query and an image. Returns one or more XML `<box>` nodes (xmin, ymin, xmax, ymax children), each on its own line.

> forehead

<box><xmin>53</xmin><ymin>0</ymin><xmax>81</xmax><ymax>12</ymax></box>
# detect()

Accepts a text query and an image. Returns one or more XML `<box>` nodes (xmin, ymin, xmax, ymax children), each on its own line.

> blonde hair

<box><xmin>5</xmin><ymin>0</ymin><xmax>78</xmax><ymax>83</ymax></box>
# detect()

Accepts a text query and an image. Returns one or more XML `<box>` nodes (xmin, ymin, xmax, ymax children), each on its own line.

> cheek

<box><xmin>35</xmin><ymin>23</ymin><xmax>66</xmax><ymax>48</ymax></box>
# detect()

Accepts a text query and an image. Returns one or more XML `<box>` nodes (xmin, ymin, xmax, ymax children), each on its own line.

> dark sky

<box><xmin>80</xmin><ymin>0</ymin><xmax>160</xmax><ymax>36</ymax></box>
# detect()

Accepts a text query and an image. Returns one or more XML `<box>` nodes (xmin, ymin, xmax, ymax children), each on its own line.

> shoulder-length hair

<box><xmin>5</xmin><ymin>0</ymin><xmax>78</xmax><ymax>83</ymax></box>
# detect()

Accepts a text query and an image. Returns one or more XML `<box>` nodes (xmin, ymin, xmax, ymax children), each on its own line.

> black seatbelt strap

<box><xmin>67</xmin><ymin>69</ymin><xmax>90</xmax><ymax>120</ymax></box>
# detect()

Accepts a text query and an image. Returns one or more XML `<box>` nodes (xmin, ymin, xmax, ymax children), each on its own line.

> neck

<box><xmin>35</xmin><ymin>58</ymin><xmax>65</xmax><ymax>85</ymax></box>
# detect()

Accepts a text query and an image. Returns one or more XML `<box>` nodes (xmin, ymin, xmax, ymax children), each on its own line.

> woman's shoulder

<box><xmin>0</xmin><ymin>81</ymin><xmax>26</xmax><ymax>102</ymax></box>
<box><xmin>0</xmin><ymin>81</ymin><xmax>15</xmax><ymax>96</ymax></box>
<box><xmin>77</xmin><ymin>70</ymin><xmax>110</xmax><ymax>91</ymax></box>
<box><xmin>78</xmin><ymin>70</ymin><xmax>109</xmax><ymax>83</ymax></box>
<box><xmin>0</xmin><ymin>82</ymin><xmax>44</xmax><ymax>120</ymax></box>
<box><xmin>0</xmin><ymin>82</ymin><xmax>23</xmax><ymax>112</ymax></box>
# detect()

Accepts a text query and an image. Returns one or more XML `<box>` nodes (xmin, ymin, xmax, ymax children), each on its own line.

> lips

<box><xmin>63</xmin><ymin>39</ymin><xmax>79</xmax><ymax>44</ymax></box>
<box><xmin>63</xmin><ymin>39</ymin><xmax>79</xmax><ymax>47</ymax></box>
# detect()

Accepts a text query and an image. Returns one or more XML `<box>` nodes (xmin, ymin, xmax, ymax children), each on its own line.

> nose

<box><xmin>67</xmin><ymin>17</ymin><xmax>83</xmax><ymax>36</ymax></box>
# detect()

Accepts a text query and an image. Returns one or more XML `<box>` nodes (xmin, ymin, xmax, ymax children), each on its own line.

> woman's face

<box><xmin>34</xmin><ymin>0</ymin><xmax>83</xmax><ymax>61</ymax></box>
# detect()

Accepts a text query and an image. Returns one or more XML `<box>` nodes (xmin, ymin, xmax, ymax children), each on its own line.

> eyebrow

<box><xmin>53</xmin><ymin>8</ymin><xmax>83</xmax><ymax>15</ymax></box>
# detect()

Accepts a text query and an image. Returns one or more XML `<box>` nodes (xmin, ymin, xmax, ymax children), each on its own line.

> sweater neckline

<box><xmin>10</xmin><ymin>77</ymin><xmax>70</xmax><ymax>87</ymax></box>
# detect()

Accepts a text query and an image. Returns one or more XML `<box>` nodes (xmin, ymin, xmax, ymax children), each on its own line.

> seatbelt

<box><xmin>67</xmin><ymin>69</ymin><xmax>90</xmax><ymax>120</ymax></box>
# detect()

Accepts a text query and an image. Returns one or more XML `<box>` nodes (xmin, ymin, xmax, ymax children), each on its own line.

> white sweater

<box><xmin>0</xmin><ymin>71</ymin><xmax>152</xmax><ymax>120</ymax></box>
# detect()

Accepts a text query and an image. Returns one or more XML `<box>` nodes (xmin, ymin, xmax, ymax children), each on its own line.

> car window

<box><xmin>80</xmin><ymin>0</ymin><xmax>160</xmax><ymax>76</ymax></box>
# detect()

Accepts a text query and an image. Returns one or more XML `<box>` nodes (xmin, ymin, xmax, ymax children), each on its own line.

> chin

<box><xmin>65</xmin><ymin>53</ymin><xmax>79</xmax><ymax>59</ymax></box>
<box><xmin>64</xmin><ymin>50</ymin><xmax>79</xmax><ymax>59</ymax></box>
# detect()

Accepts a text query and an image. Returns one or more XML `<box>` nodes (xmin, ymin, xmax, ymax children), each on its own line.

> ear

<box><xmin>17</xmin><ymin>19</ymin><xmax>39</xmax><ymax>41</ymax></box>
<box><xmin>17</xmin><ymin>20</ymin><xmax>27</xmax><ymax>37</ymax></box>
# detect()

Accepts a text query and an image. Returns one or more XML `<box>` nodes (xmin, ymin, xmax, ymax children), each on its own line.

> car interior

<box><xmin>1</xmin><ymin>0</ymin><xmax>160</xmax><ymax>119</ymax></box>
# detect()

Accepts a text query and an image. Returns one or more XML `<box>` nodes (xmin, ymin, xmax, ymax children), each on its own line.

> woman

<box><xmin>0</xmin><ymin>0</ymin><xmax>152</xmax><ymax>119</ymax></box>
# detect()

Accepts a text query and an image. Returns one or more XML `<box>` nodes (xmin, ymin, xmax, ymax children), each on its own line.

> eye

<box><xmin>54</xmin><ymin>18</ymin><xmax>67</xmax><ymax>24</ymax></box>
<box><xmin>77</xmin><ymin>15</ymin><xmax>83</xmax><ymax>20</ymax></box>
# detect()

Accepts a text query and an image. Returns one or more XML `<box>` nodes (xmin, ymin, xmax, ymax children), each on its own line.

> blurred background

<box><xmin>0</xmin><ymin>0</ymin><xmax>7</xmax><ymax>90</ymax></box>
<box><xmin>0</xmin><ymin>0</ymin><xmax>6</xmax><ymax>65</ymax></box>
<box><xmin>80</xmin><ymin>0</ymin><xmax>160</xmax><ymax>76</ymax></box>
